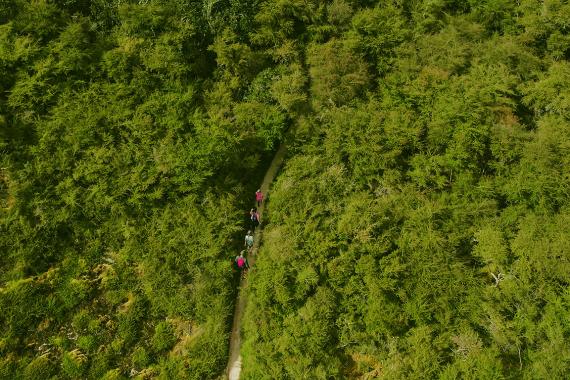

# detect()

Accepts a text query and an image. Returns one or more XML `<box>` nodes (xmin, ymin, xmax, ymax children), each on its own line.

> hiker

<box><xmin>235</xmin><ymin>251</ymin><xmax>249</xmax><ymax>271</ymax></box>
<box><xmin>250</xmin><ymin>208</ymin><xmax>260</xmax><ymax>230</ymax></box>
<box><xmin>244</xmin><ymin>230</ymin><xmax>254</xmax><ymax>251</ymax></box>
<box><xmin>255</xmin><ymin>189</ymin><xmax>264</xmax><ymax>207</ymax></box>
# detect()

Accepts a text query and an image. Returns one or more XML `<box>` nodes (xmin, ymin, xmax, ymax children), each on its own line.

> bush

<box><xmin>151</xmin><ymin>322</ymin><xmax>177</xmax><ymax>353</ymax></box>
<box><xmin>76</xmin><ymin>335</ymin><xmax>97</xmax><ymax>353</ymax></box>
<box><xmin>61</xmin><ymin>350</ymin><xmax>87</xmax><ymax>378</ymax></box>
<box><xmin>131</xmin><ymin>346</ymin><xmax>150</xmax><ymax>369</ymax></box>
<box><xmin>23</xmin><ymin>355</ymin><xmax>56</xmax><ymax>380</ymax></box>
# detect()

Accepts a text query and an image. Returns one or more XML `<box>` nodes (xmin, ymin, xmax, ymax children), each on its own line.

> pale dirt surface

<box><xmin>226</xmin><ymin>144</ymin><xmax>287</xmax><ymax>380</ymax></box>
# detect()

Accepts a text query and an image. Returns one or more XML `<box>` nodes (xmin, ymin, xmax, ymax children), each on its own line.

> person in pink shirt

<box><xmin>255</xmin><ymin>189</ymin><xmax>264</xmax><ymax>207</ymax></box>
<box><xmin>235</xmin><ymin>251</ymin><xmax>249</xmax><ymax>271</ymax></box>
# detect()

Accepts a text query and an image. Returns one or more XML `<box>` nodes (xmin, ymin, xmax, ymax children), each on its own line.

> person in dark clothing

<box><xmin>250</xmin><ymin>208</ymin><xmax>260</xmax><ymax>230</ymax></box>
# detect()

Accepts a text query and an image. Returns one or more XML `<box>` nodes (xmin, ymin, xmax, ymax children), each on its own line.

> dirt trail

<box><xmin>226</xmin><ymin>144</ymin><xmax>287</xmax><ymax>380</ymax></box>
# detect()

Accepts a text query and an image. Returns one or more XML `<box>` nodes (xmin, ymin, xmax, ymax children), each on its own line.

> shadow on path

<box><xmin>226</xmin><ymin>143</ymin><xmax>287</xmax><ymax>380</ymax></box>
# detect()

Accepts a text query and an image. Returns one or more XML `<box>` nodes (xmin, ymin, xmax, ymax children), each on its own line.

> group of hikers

<box><xmin>233</xmin><ymin>189</ymin><xmax>264</xmax><ymax>274</ymax></box>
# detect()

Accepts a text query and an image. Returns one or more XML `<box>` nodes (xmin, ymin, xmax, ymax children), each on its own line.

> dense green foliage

<box><xmin>2</xmin><ymin>0</ymin><xmax>570</xmax><ymax>379</ymax></box>
<box><xmin>240</xmin><ymin>0</ymin><xmax>570</xmax><ymax>379</ymax></box>
<box><xmin>0</xmin><ymin>0</ymin><xmax>286</xmax><ymax>378</ymax></box>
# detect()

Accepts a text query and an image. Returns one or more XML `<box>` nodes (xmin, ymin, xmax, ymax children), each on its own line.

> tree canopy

<box><xmin>1</xmin><ymin>0</ymin><xmax>570</xmax><ymax>379</ymax></box>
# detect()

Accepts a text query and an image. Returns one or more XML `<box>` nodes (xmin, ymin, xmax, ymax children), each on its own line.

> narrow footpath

<box><xmin>226</xmin><ymin>144</ymin><xmax>287</xmax><ymax>380</ymax></box>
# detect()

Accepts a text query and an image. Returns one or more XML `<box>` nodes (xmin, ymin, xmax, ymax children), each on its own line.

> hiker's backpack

<box><xmin>237</xmin><ymin>257</ymin><xmax>245</xmax><ymax>268</ymax></box>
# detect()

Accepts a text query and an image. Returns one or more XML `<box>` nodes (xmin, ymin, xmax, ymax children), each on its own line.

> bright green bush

<box><xmin>131</xmin><ymin>346</ymin><xmax>150</xmax><ymax>369</ymax></box>
<box><xmin>23</xmin><ymin>355</ymin><xmax>56</xmax><ymax>380</ymax></box>
<box><xmin>151</xmin><ymin>322</ymin><xmax>177</xmax><ymax>353</ymax></box>
<box><xmin>76</xmin><ymin>335</ymin><xmax>97</xmax><ymax>353</ymax></box>
<box><xmin>61</xmin><ymin>350</ymin><xmax>87</xmax><ymax>378</ymax></box>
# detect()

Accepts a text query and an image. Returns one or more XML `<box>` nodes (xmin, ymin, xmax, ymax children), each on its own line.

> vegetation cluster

<box><xmin>1</xmin><ymin>0</ymin><xmax>570</xmax><ymax>379</ymax></box>
<box><xmin>240</xmin><ymin>0</ymin><xmax>570</xmax><ymax>379</ymax></box>
<box><xmin>1</xmin><ymin>0</ymin><xmax>285</xmax><ymax>378</ymax></box>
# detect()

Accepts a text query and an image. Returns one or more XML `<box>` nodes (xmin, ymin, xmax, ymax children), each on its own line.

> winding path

<box><xmin>226</xmin><ymin>144</ymin><xmax>287</xmax><ymax>380</ymax></box>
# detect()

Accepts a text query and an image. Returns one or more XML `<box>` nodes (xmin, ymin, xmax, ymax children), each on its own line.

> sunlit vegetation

<box><xmin>1</xmin><ymin>0</ymin><xmax>570</xmax><ymax>379</ymax></box>
<box><xmin>241</xmin><ymin>0</ymin><xmax>570</xmax><ymax>379</ymax></box>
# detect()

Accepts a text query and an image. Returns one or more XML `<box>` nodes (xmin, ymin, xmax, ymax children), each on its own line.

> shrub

<box><xmin>151</xmin><ymin>321</ymin><xmax>177</xmax><ymax>353</ymax></box>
